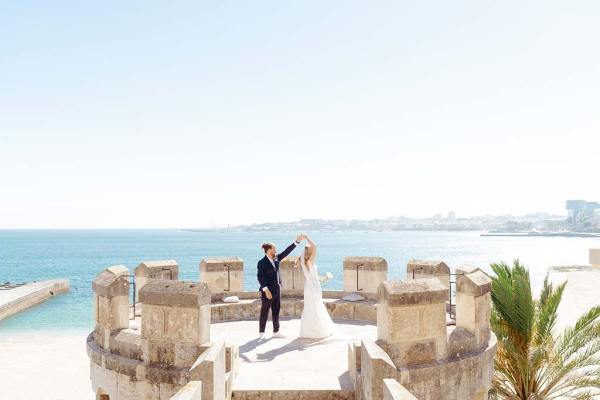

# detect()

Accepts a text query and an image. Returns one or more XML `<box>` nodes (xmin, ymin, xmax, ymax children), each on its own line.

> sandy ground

<box><xmin>548</xmin><ymin>267</ymin><xmax>600</xmax><ymax>332</ymax></box>
<box><xmin>0</xmin><ymin>330</ymin><xmax>94</xmax><ymax>400</ymax></box>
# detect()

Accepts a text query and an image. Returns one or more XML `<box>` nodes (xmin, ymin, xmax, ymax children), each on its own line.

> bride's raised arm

<box><xmin>305</xmin><ymin>235</ymin><xmax>317</xmax><ymax>263</ymax></box>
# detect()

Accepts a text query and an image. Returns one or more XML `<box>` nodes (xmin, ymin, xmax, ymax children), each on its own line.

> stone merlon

<box><xmin>456</xmin><ymin>270</ymin><xmax>491</xmax><ymax>296</ymax></box>
<box><xmin>136</xmin><ymin>260</ymin><xmax>179</xmax><ymax>278</ymax></box>
<box><xmin>200</xmin><ymin>257</ymin><xmax>243</xmax><ymax>272</ymax></box>
<box><xmin>92</xmin><ymin>265</ymin><xmax>129</xmax><ymax>297</ymax></box>
<box><xmin>378</xmin><ymin>279</ymin><xmax>448</xmax><ymax>306</ymax></box>
<box><xmin>344</xmin><ymin>257</ymin><xmax>388</xmax><ymax>271</ymax></box>
<box><xmin>406</xmin><ymin>260</ymin><xmax>449</xmax><ymax>276</ymax></box>
<box><xmin>139</xmin><ymin>280</ymin><xmax>211</xmax><ymax>308</ymax></box>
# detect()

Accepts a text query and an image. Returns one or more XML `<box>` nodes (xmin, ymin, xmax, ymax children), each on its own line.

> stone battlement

<box><xmin>87</xmin><ymin>257</ymin><xmax>495</xmax><ymax>400</ymax></box>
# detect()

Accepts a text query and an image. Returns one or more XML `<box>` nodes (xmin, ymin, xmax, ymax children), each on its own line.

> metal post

<box><xmin>356</xmin><ymin>264</ymin><xmax>363</xmax><ymax>291</ymax></box>
<box><xmin>125</xmin><ymin>274</ymin><xmax>136</xmax><ymax>321</ymax></box>
<box><xmin>224</xmin><ymin>264</ymin><xmax>231</xmax><ymax>292</ymax></box>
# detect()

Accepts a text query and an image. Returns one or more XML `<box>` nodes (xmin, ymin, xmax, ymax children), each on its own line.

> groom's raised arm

<box><xmin>278</xmin><ymin>240</ymin><xmax>299</xmax><ymax>261</ymax></box>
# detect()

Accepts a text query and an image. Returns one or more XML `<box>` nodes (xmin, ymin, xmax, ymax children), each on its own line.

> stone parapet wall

<box><xmin>211</xmin><ymin>297</ymin><xmax>377</xmax><ymax>324</ymax></box>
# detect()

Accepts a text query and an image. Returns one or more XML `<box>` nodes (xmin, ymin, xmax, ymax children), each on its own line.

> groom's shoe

<box><xmin>272</xmin><ymin>331</ymin><xmax>285</xmax><ymax>338</ymax></box>
<box><xmin>258</xmin><ymin>332</ymin><xmax>266</xmax><ymax>340</ymax></box>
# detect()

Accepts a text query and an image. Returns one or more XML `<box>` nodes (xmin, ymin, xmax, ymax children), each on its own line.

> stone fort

<box><xmin>88</xmin><ymin>256</ymin><xmax>496</xmax><ymax>400</ymax></box>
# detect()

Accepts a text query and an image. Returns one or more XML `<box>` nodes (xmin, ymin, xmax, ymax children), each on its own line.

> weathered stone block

<box><xmin>190</xmin><ymin>341</ymin><xmax>226</xmax><ymax>400</ymax></box>
<box><xmin>406</xmin><ymin>260</ymin><xmax>450</xmax><ymax>288</ymax></box>
<box><xmin>200</xmin><ymin>257</ymin><xmax>244</xmax><ymax>293</ymax></box>
<box><xmin>355</xmin><ymin>302</ymin><xmax>378</xmax><ymax>323</ymax></box>
<box><xmin>361</xmin><ymin>339</ymin><xmax>397</xmax><ymax>400</ymax></box>
<box><xmin>144</xmin><ymin>339</ymin><xmax>176</xmax><ymax>366</ymax></box>
<box><xmin>590</xmin><ymin>248</ymin><xmax>600</xmax><ymax>268</ymax></box>
<box><xmin>279</xmin><ymin>256</ymin><xmax>305</xmax><ymax>291</ymax></box>
<box><xmin>94</xmin><ymin>293</ymin><xmax>129</xmax><ymax>348</ymax></box>
<box><xmin>109</xmin><ymin>329</ymin><xmax>142</xmax><ymax>360</ymax></box>
<box><xmin>447</xmin><ymin>327</ymin><xmax>477</xmax><ymax>359</ymax></box>
<box><xmin>141</xmin><ymin>303</ymin><xmax>211</xmax><ymax>345</ymax></box>
<box><xmin>93</xmin><ymin>265</ymin><xmax>130</xmax><ymax>298</ymax></box>
<box><xmin>377</xmin><ymin>279</ymin><xmax>448</xmax><ymax>366</ymax></box>
<box><xmin>135</xmin><ymin>260</ymin><xmax>179</xmax><ymax>300</ymax></box>
<box><xmin>225</xmin><ymin>343</ymin><xmax>239</xmax><ymax>378</ymax></box>
<box><xmin>140</xmin><ymin>280</ymin><xmax>211</xmax><ymax>308</ymax></box>
<box><xmin>344</xmin><ymin>257</ymin><xmax>388</xmax><ymax>293</ymax></box>
<box><xmin>378</xmin><ymin>279</ymin><xmax>448</xmax><ymax>307</ymax></box>
<box><xmin>328</xmin><ymin>300</ymin><xmax>355</xmax><ymax>320</ymax></box>
<box><xmin>170</xmin><ymin>381</ymin><xmax>202</xmax><ymax>400</ymax></box>
<box><xmin>174</xmin><ymin>342</ymin><xmax>202</xmax><ymax>369</ymax></box>
<box><xmin>456</xmin><ymin>292</ymin><xmax>491</xmax><ymax>350</ymax></box>
<box><xmin>456</xmin><ymin>270</ymin><xmax>491</xmax><ymax>296</ymax></box>
<box><xmin>383</xmin><ymin>379</ymin><xmax>418</xmax><ymax>400</ymax></box>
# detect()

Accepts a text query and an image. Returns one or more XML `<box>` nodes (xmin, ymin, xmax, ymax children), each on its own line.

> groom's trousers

<box><xmin>259</xmin><ymin>290</ymin><xmax>281</xmax><ymax>333</ymax></box>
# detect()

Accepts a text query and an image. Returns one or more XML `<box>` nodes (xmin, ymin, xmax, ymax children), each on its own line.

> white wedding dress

<box><xmin>299</xmin><ymin>250</ymin><xmax>334</xmax><ymax>338</ymax></box>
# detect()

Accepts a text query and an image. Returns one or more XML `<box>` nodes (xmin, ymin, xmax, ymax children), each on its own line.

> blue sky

<box><xmin>1</xmin><ymin>1</ymin><xmax>599</xmax><ymax>228</ymax></box>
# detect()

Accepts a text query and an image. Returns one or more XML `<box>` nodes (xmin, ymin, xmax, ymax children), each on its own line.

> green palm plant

<box><xmin>489</xmin><ymin>260</ymin><xmax>600</xmax><ymax>400</ymax></box>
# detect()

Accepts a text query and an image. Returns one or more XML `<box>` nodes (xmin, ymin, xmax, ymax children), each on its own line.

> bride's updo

<box><xmin>303</xmin><ymin>245</ymin><xmax>314</xmax><ymax>260</ymax></box>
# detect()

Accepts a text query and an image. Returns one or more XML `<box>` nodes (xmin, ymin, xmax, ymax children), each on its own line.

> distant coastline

<box><xmin>481</xmin><ymin>231</ymin><xmax>600</xmax><ymax>238</ymax></box>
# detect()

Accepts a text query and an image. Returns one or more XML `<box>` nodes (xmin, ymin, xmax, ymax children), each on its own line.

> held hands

<box><xmin>296</xmin><ymin>233</ymin><xmax>307</xmax><ymax>242</ymax></box>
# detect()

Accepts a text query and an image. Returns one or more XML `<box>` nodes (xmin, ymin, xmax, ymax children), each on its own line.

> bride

<box><xmin>297</xmin><ymin>235</ymin><xmax>334</xmax><ymax>338</ymax></box>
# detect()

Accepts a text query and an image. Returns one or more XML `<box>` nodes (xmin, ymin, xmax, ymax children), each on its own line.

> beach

<box><xmin>0</xmin><ymin>330</ymin><xmax>93</xmax><ymax>400</ymax></box>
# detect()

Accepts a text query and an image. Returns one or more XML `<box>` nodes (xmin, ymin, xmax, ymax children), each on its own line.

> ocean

<box><xmin>0</xmin><ymin>229</ymin><xmax>597</xmax><ymax>333</ymax></box>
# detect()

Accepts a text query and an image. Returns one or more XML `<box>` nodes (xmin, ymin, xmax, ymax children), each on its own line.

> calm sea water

<box><xmin>0</xmin><ymin>230</ymin><xmax>597</xmax><ymax>333</ymax></box>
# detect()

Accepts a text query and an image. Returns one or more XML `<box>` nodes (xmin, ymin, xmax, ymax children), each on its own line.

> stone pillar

<box><xmin>344</xmin><ymin>257</ymin><xmax>388</xmax><ymax>293</ymax></box>
<box><xmin>590</xmin><ymin>249</ymin><xmax>600</xmax><ymax>269</ymax></box>
<box><xmin>279</xmin><ymin>256</ymin><xmax>304</xmax><ymax>291</ymax></box>
<box><xmin>406</xmin><ymin>260</ymin><xmax>450</xmax><ymax>289</ymax></box>
<box><xmin>190</xmin><ymin>340</ymin><xmax>226</xmax><ymax>400</ymax></box>
<box><xmin>377</xmin><ymin>279</ymin><xmax>448</xmax><ymax>367</ymax></box>
<box><xmin>455</xmin><ymin>269</ymin><xmax>492</xmax><ymax>350</ymax></box>
<box><xmin>199</xmin><ymin>257</ymin><xmax>243</xmax><ymax>293</ymax></box>
<box><xmin>360</xmin><ymin>339</ymin><xmax>397</xmax><ymax>400</ymax></box>
<box><xmin>92</xmin><ymin>265</ymin><xmax>130</xmax><ymax>350</ymax></box>
<box><xmin>134</xmin><ymin>260</ymin><xmax>179</xmax><ymax>300</ymax></box>
<box><xmin>383</xmin><ymin>379</ymin><xmax>418</xmax><ymax>400</ymax></box>
<box><xmin>139</xmin><ymin>280</ymin><xmax>212</xmax><ymax>369</ymax></box>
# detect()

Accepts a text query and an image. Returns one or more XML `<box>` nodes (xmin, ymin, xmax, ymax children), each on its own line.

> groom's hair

<box><xmin>261</xmin><ymin>243</ymin><xmax>274</xmax><ymax>253</ymax></box>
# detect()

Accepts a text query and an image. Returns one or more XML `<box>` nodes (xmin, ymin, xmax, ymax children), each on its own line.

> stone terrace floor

<box><xmin>211</xmin><ymin>317</ymin><xmax>377</xmax><ymax>391</ymax></box>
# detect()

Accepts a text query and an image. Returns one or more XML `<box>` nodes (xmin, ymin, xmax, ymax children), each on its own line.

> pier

<box><xmin>0</xmin><ymin>279</ymin><xmax>70</xmax><ymax>321</ymax></box>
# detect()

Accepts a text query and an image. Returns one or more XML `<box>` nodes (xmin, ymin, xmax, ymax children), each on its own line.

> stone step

<box><xmin>232</xmin><ymin>389</ymin><xmax>354</xmax><ymax>400</ymax></box>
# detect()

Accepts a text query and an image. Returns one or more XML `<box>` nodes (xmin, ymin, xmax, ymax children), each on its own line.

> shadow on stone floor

<box><xmin>249</xmin><ymin>337</ymin><xmax>330</xmax><ymax>361</ymax></box>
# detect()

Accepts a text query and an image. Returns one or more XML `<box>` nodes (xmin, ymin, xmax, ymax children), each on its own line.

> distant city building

<box><xmin>433</xmin><ymin>213</ymin><xmax>443</xmax><ymax>220</ymax></box>
<box><xmin>566</xmin><ymin>200</ymin><xmax>600</xmax><ymax>223</ymax></box>
<box><xmin>448</xmin><ymin>211</ymin><xmax>456</xmax><ymax>220</ymax></box>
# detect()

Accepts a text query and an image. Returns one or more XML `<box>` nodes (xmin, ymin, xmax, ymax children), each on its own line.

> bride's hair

<box><xmin>261</xmin><ymin>243</ymin><xmax>274</xmax><ymax>253</ymax></box>
<box><xmin>304</xmin><ymin>245</ymin><xmax>314</xmax><ymax>260</ymax></box>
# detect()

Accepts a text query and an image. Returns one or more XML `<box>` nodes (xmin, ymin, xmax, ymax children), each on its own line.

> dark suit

<box><xmin>257</xmin><ymin>242</ymin><xmax>297</xmax><ymax>333</ymax></box>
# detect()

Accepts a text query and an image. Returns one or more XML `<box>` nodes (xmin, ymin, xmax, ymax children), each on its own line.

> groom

<box><xmin>257</xmin><ymin>234</ymin><xmax>303</xmax><ymax>339</ymax></box>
